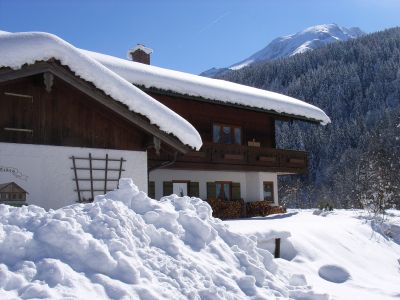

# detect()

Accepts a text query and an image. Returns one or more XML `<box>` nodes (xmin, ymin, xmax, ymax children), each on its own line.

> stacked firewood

<box><xmin>206</xmin><ymin>199</ymin><xmax>286</xmax><ymax>219</ymax></box>
<box><xmin>207</xmin><ymin>198</ymin><xmax>242</xmax><ymax>219</ymax></box>
<box><xmin>269</xmin><ymin>205</ymin><xmax>286</xmax><ymax>215</ymax></box>
<box><xmin>246</xmin><ymin>201</ymin><xmax>286</xmax><ymax>217</ymax></box>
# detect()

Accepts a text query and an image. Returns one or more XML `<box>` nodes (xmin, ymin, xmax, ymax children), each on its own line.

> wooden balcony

<box><xmin>149</xmin><ymin>142</ymin><xmax>308</xmax><ymax>174</ymax></box>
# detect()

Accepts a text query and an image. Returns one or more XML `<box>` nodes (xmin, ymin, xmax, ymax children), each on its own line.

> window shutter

<box><xmin>148</xmin><ymin>181</ymin><xmax>155</xmax><ymax>199</ymax></box>
<box><xmin>206</xmin><ymin>182</ymin><xmax>216</xmax><ymax>199</ymax></box>
<box><xmin>231</xmin><ymin>182</ymin><xmax>241</xmax><ymax>200</ymax></box>
<box><xmin>163</xmin><ymin>181</ymin><xmax>173</xmax><ymax>196</ymax></box>
<box><xmin>188</xmin><ymin>182</ymin><xmax>200</xmax><ymax>198</ymax></box>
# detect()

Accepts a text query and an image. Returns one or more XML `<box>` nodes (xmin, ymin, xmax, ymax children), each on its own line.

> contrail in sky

<box><xmin>198</xmin><ymin>11</ymin><xmax>231</xmax><ymax>34</ymax></box>
<box><xmin>176</xmin><ymin>11</ymin><xmax>231</xmax><ymax>50</ymax></box>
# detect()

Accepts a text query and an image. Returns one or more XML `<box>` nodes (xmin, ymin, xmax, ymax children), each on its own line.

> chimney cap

<box><xmin>128</xmin><ymin>44</ymin><xmax>153</xmax><ymax>57</ymax></box>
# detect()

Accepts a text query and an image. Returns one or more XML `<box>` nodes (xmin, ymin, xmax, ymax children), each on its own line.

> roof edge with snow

<box><xmin>83</xmin><ymin>50</ymin><xmax>331</xmax><ymax>125</ymax></box>
<box><xmin>141</xmin><ymin>85</ymin><xmax>325</xmax><ymax>124</ymax></box>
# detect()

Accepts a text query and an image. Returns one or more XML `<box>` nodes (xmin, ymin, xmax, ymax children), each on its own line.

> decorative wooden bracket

<box><xmin>43</xmin><ymin>72</ymin><xmax>54</xmax><ymax>93</ymax></box>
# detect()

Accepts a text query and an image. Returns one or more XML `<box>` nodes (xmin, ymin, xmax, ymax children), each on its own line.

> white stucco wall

<box><xmin>245</xmin><ymin>172</ymin><xmax>260</xmax><ymax>202</ymax></box>
<box><xmin>149</xmin><ymin>169</ymin><xmax>278</xmax><ymax>204</ymax></box>
<box><xmin>0</xmin><ymin>142</ymin><xmax>147</xmax><ymax>210</ymax></box>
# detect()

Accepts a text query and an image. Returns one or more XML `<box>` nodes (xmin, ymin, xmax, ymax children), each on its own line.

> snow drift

<box><xmin>0</xmin><ymin>179</ymin><xmax>327</xmax><ymax>299</ymax></box>
<box><xmin>226</xmin><ymin>210</ymin><xmax>400</xmax><ymax>300</ymax></box>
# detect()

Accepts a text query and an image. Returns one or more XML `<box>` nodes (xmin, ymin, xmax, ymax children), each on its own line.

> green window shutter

<box><xmin>206</xmin><ymin>182</ymin><xmax>216</xmax><ymax>199</ymax></box>
<box><xmin>148</xmin><ymin>181</ymin><xmax>155</xmax><ymax>199</ymax></box>
<box><xmin>231</xmin><ymin>182</ymin><xmax>241</xmax><ymax>200</ymax></box>
<box><xmin>188</xmin><ymin>182</ymin><xmax>200</xmax><ymax>198</ymax></box>
<box><xmin>163</xmin><ymin>181</ymin><xmax>173</xmax><ymax>196</ymax></box>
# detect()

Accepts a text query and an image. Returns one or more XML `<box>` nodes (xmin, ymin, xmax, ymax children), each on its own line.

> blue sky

<box><xmin>1</xmin><ymin>0</ymin><xmax>400</xmax><ymax>74</ymax></box>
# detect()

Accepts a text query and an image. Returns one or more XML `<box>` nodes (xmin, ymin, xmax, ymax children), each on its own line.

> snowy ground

<box><xmin>225</xmin><ymin>209</ymin><xmax>400</xmax><ymax>300</ymax></box>
<box><xmin>0</xmin><ymin>179</ymin><xmax>327</xmax><ymax>300</ymax></box>
<box><xmin>1</xmin><ymin>181</ymin><xmax>398</xmax><ymax>299</ymax></box>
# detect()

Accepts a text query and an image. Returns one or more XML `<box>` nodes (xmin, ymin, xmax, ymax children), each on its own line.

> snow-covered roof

<box><xmin>83</xmin><ymin>50</ymin><xmax>331</xmax><ymax>125</ymax></box>
<box><xmin>0</xmin><ymin>32</ymin><xmax>202</xmax><ymax>150</ymax></box>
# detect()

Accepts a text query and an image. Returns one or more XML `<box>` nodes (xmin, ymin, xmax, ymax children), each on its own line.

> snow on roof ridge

<box><xmin>0</xmin><ymin>31</ymin><xmax>202</xmax><ymax>150</ymax></box>
<box><xmin>82</xmin><ymin>50</ymin><xmax>331</xmax><ymax>125</ymax></box>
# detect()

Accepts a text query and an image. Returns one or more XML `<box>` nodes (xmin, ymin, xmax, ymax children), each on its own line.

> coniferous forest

<box><xmin>217</xmin><ymin>27</ymin><xmax>400</xmax><ymax>209</ymax></box>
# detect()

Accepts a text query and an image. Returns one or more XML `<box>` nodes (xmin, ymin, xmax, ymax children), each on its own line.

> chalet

<box><xmin>0</xmin><ymin>31</ymin><xmax>201</xmax><ymax>210</ymax></box>
<box><xmin>85</xmin><ymin>44</ymin><xmax>330</xmax><ymax>217</ymax></box>
<box><xmin>0</xmin><ymin>31</ymin><xmax>330</xmax><ymax>216</ymax></box>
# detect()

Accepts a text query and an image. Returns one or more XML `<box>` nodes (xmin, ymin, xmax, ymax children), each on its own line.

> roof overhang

<box><xmin>141</xmin><ymin>86</ymin><xmax>322</xmax><ymax>124</ymax></box>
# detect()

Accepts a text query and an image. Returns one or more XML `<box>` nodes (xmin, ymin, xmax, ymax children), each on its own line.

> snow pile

<box><xmin>0</xmin><ymin>179</ymin><xmax>327</xmax><ymax>299</ymax></box>
<box><xmin>83</xmin><ymin>49</ymin><xmax>331</xmax><ymax>125</ymax></box>
<box><xmin>362</xmin><ymin>209</ymin><xmax>400</xmax><ymax>245</ymax></box>
<box><xmin>226</xmin><ymin>210</ymin><xmax>400</xmax><ymax>300</ymax></box>
<box><xmin>0</xmin><ymin>31</ymin><xmax>202</xmax><ymax>150</ymax></box>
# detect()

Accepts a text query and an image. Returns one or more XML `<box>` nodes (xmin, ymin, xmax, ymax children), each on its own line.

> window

<box><xmin>263</xmin><ymin>182</ymin><xmax>274</xmax><ymax>202</ymax></box>
<box><xmin>216</xmin><ymin>182</ymin><xmax>231</xmax><ymax>201</ymax></box>
<box><xmin>213</xmin><ymin>124</ymin><xmax>221</xmax><ymax>143</ymax></box>
<box><xmin>234</xmin><ymin>127</ymin><xmax>241</xmax><ymax>145</ymax></box>
<box><xmin>222</xmin><ymin>126</ymin><xmax>231</xmax><ymax>144</ymax></box>
<box><xmin>172</xmin><ymin>181</ymin><xmax>188</xmax><ymax>197</ymax></box>
<box><xmin>213</xmin><ymin>124</ymin><xmax>241</xmax><ymax>145</ymax></box>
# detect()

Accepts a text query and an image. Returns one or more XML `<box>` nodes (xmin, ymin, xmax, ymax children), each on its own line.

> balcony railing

<box><xmin>149</xmin><ymin>142</ymin><xmax>308</xmax><ymax>173</ymax></box>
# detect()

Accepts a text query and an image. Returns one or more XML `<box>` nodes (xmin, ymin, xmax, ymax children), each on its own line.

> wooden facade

<box><xmin>0</xmin><ymin>74</ymin><xmax>149</xmax><ymax>150</ymax></box>
<box><xmin>147</xmin><ymin>90</ymin><xmax>308</xmax><ymax>174</ymax></box>
<box><xmin>148</xmin><ymin>92</ymin><xmax>277</xmax><ymax>148</ymax></box>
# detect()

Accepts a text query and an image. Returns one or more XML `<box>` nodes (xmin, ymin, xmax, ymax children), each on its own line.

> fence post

<box><xmin>274</xmin><ymin>238</ymin><xmax>281</xmax><ymax>258</ymax></box>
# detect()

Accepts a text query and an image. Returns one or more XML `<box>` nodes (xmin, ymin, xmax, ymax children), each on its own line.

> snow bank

<box><xmin>0</xmin><ymin>32</ymin><xmax>202</xmax><ymax>150</ymax></box>
<box><xmin>0</xmin><ymin>179</ymin><xmax>326</xmax><ymax>299</ymax></box>
<box><xmin>82</xmin><ymin>50</ymin><xmax>331</xmax><ymax>125</ymax></box>
<box><xmin>226</xmin><ymin>210</ymin><xmax>400</xmax><ymax>300</ymax></box>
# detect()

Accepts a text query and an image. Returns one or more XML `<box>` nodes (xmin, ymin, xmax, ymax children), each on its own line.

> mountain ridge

<box><xmin>201</xmin><ymin>24</ymin><xmax>364</xmax><ymax>77</ymax></box>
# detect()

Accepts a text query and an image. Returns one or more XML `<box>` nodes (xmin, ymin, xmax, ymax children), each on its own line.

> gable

<box><xmin>0</xmin><ymin>182</ymin><xmax>27</xmax><ymax>193</ymax></box>
<box><xmin>0</xmin><ymin>61</ymin><xmax>195</xmax><ymax>153</ymax></box>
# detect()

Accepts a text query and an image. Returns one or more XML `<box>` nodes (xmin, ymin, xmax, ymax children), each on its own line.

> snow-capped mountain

<box><xmin>201</xmin><ymin>24</ymin><xmax>364</xmax><ymax>77</ymax></box>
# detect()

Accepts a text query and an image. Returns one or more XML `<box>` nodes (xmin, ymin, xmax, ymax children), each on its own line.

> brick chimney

<box><xmin>128</xmin><ymin>44</ymin><xmax>153</xmax><ymax>65</ymax></box>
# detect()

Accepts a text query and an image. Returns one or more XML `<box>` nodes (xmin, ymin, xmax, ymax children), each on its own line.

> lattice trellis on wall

<box><xmin>70</xmin><ymin>153</ymin><xmax>126</xmax><ymax>203</ymax></box>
